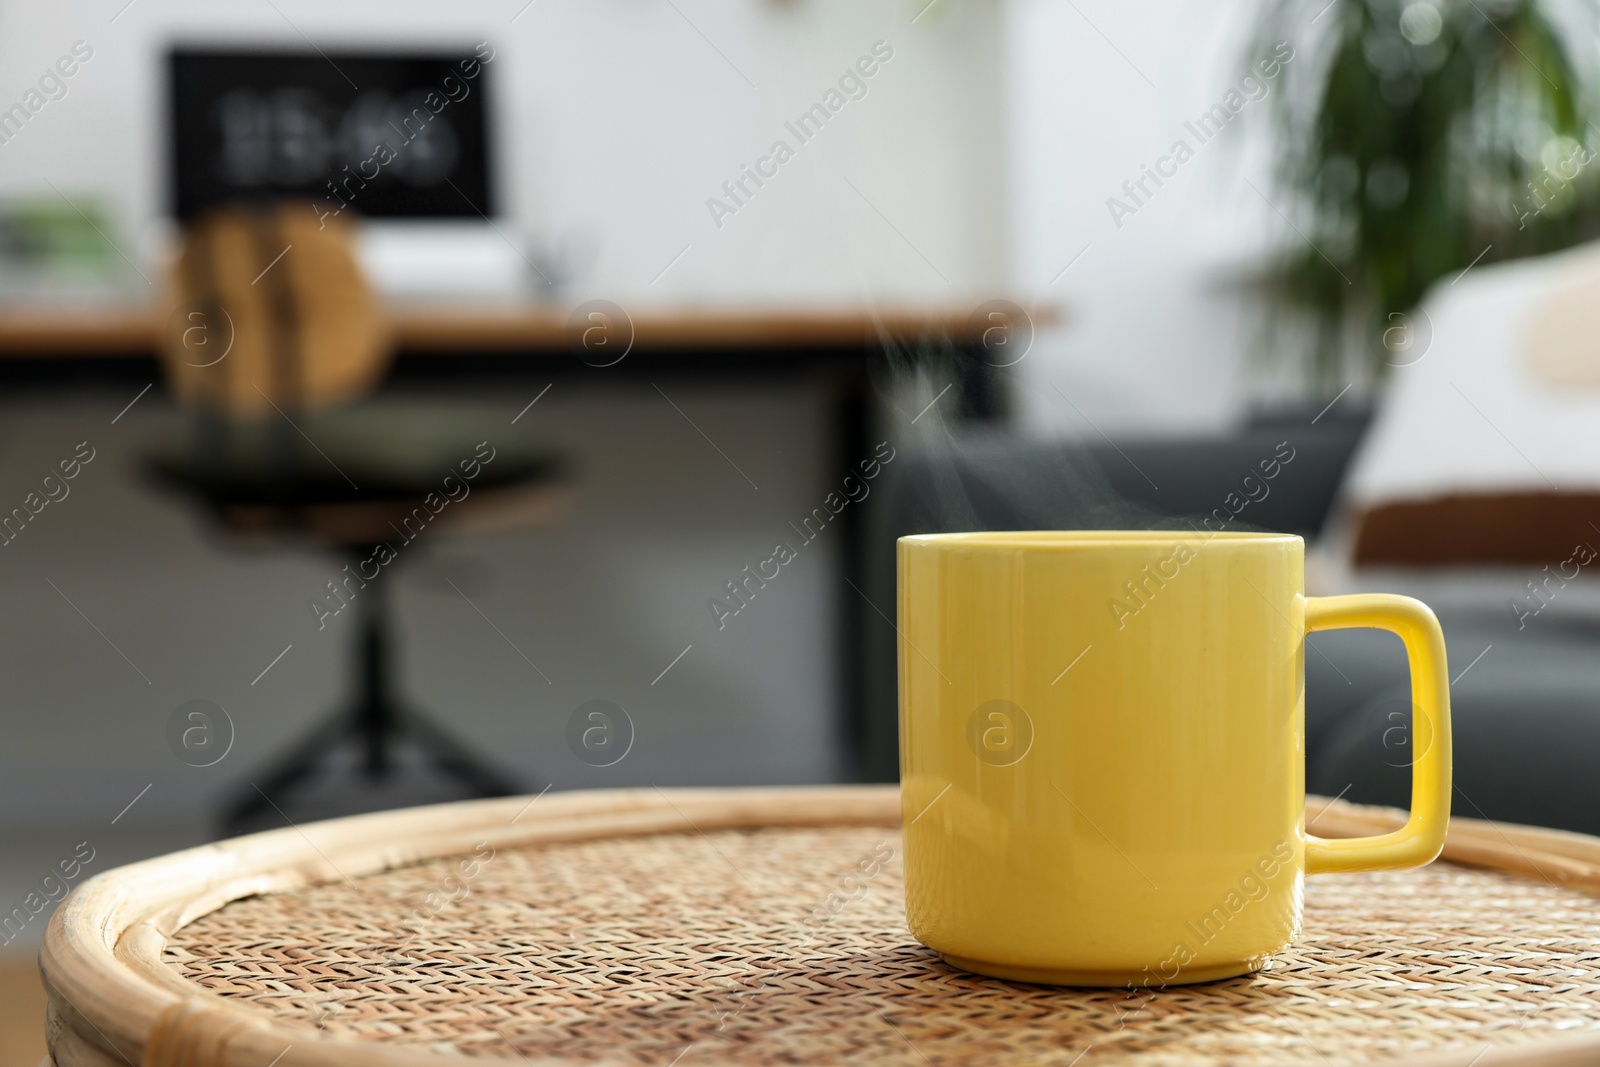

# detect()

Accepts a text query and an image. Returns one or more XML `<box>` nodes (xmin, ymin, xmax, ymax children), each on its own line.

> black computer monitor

<box><xmin>168</xmin><ymin>46</ymin><xmax>494</xmax><ymax>221</ymax></box>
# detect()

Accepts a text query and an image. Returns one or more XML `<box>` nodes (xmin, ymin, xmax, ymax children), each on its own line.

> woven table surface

<box><xmin>160</xmin><ymin>821</ymin><xmax>1600</xmax><ymax>1066</ymax></box>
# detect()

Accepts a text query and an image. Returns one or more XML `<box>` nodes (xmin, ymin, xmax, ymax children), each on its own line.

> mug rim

<box><xmin>898</xmin><ymin>530</ymin><xmax>1302</xmax><ymax>548</ymax></box>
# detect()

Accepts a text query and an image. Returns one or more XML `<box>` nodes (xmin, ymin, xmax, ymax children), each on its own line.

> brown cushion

<box><xmin>1353</xmin><ymin>492</ymin><xmax>1600</xmax><ymax>565</ymax></box>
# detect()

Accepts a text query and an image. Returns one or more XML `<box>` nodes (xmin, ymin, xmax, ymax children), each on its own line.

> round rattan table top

<box><xmin>39</xmin><ymin>787</ymin><xmax>1600</xmax><ymax>1067</ymax></box>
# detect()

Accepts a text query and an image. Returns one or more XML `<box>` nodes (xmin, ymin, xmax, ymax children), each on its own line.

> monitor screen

<box><xmin>168</xmin><ymin>47</ymin><xmax>494</xmax><ymax>221</ymax></box>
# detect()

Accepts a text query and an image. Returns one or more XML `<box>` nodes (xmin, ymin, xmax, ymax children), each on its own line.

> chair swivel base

<box><xmin>222</xmin><ymin>579</ymin><xmax>531</xmax><ymax>837</ymax></box>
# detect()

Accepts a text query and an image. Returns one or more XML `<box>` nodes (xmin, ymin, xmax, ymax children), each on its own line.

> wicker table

<box><xmin>39</xmin><ymin>786</ymin><xmax>1600</xmax><ymax>1066</ymax></box>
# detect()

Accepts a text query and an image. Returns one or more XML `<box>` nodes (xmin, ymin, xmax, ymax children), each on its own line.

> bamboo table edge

<box><xmin>39</xmin><ymin>786</ymin><xmax>1600</xmax><ymax>1067</ymax></box>
<box><xmin>42</xmin><ymin>786</ymin><xmax>897</xmax><ymax>1067</ymax></box>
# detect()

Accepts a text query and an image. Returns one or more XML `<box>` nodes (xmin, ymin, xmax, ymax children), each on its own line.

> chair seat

<box><xmin>148</xmin><ymin>402</ymin><xmax>564</xmax><ymax>546</ymax></box>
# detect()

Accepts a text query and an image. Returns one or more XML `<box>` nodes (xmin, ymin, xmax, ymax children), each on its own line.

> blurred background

<box><xmin>7</xmin><ymin>0</ymin><xmax>1600</xmax><ymax>1054</ymax></box>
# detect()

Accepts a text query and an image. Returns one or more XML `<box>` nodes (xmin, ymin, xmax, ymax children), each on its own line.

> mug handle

<box><xmin>1303</xmin><ymin>593</ymin><xmax>1453</xmax><ymax>874</ymax></box>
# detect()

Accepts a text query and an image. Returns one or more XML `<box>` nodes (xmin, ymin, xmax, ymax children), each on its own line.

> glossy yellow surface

<box><xmin>897</xmin><ymin>531</ymin><xmax>1451</xmax><ymax>987</ymax></box>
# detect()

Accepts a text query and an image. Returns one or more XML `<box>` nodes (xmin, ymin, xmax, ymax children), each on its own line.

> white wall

<box><xmin>0</xmin><ymin>0</ymin><xmax>1006</xmax><ymax>303</ymax></box>
<box><xmin>1003</xmin><ymin>0</ymin><xmax>1292</xmax><ymax>434</ymax></box>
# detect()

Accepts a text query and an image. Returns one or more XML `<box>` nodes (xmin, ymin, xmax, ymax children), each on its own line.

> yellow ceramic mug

<box><xmin>898</xmin><ymin>531</ymin><xmax>1451</xmax><ymax>986</ymax></box>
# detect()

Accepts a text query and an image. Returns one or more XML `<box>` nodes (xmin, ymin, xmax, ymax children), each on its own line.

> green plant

<box><xmin>1254</xmin><ymin>0</ymin><xmax>1600</xmax><ymax>390</ymax></box>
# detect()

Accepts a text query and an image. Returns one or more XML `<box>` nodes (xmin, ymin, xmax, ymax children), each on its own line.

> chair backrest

<box><xmin>162</xmin><ymin>202</ymin><xmax>392</xmax><ymax>419</ymax></box>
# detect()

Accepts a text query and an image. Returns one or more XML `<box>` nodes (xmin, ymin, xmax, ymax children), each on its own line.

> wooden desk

<box><xmin>0</xmin><ymin>307</ymin><xmax>158</xmax><ymax>356</ymax></box>
<box><xmin>0</xmin><ymin>301</ymin><xmax>1058</xmax><ymax>356</ymax></box>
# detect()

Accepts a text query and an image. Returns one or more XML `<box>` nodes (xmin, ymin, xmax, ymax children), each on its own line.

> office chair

<box><xmin>151</xmin><ymin>202</ymin><xmax>562</xmax><ymax>834</ymax></box>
